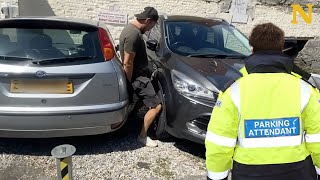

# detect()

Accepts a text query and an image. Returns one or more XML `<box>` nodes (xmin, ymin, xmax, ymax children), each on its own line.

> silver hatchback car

<box><xmin>0</xmin><ymin>17</ymin><xmax>128</xmax><ymax>138</ymax></box>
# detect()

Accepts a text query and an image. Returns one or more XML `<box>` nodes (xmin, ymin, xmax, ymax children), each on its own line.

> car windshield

<box><xmin>165</xmin><ymin>21</ymin><xmax>252</xmax><ymax>57</ymax></box>
<box><xmin>0</xmin><ymin>27</ymin><xmax>103</xmax><ymax>64</ymax></box>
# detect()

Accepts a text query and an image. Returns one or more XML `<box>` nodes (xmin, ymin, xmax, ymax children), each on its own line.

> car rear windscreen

<box><xmin>0</xmin><ymin>20</ymin><xmax>104</xmax><ymax>65</ymax></box>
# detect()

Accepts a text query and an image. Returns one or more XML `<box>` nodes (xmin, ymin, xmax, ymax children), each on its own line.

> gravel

<box><xmin>0</xmin><ymin>117</ymin><xmax>206</xmax><ymax>180</ymax></box>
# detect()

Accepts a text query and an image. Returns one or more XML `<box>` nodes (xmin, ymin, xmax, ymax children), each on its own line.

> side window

<box><xmin>174</xmin><ymin>26</ymin><xmax>181</xmax><ymax>36</ymax></box>
<box><xmin>69</xmin><ymin>31</ymin><xmax>87</xmax><ymax>45</ymax></box>
<box><xmin>44</xmin><ymin>29</ymin><xmax>91</xmax><ymax>56</ymax></box>
<box><xmin>0</xmin><ymin>29</ymin><xmax>18</xmax><ymax>55</ymax></box>
<box><xmin>148</xmin><ymin>23</ymin><xmax>161</xmax><ymax>42</ymax></box>
<box><xmin>222</xmin><ymin>28</ymin><xmax>250</xmax><ymax>55</ymax></box>
<box><xmin>2</xmin><ymin>28</ymin><xmax>17</xmax><ymax>42</ymax></box>
<box><xmin>206</xmin><ymin>31</ymin><xmax>215</xmax><ymax>44</ymax></box>
<box><xmin>143</xmin><ymin>30</ymin><xmax>151</xmax><ymax>41</ymax></box>
<box><xmin>44</xmin><ymin>29</ymin><xmax>77</xmax><ymax>46</ymax></box>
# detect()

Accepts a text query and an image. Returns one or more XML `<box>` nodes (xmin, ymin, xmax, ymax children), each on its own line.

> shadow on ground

<box><xmin>0</xmin><ymin>115</ymin><xmax>205</xmax><ymax>160</ymax></box>
<box><xmin>0</xmin><ymin>116</ymin><xmax>143</xmax><ymax>156</ymax></box>
<box><xmin>174</xmin><ymin>139</ymin><xmax>205</xmax><ymax>159</ymax></box>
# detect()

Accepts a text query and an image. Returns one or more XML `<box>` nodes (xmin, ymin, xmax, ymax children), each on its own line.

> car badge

<box><xmin>36</xmin><ymin>70</ymin><xmax>47</xmax><ymax>78</ymax></box>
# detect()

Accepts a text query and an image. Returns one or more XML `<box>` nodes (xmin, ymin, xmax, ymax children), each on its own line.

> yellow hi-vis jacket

<box><xmin>205</xmin><ymin>73</ymin><xmax>320</xmax><ymax>180</ymax></box>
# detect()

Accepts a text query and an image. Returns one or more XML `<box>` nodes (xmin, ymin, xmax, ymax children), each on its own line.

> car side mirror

<box><xmin>115</xmin><ymin>44</ymin><xmax>119</xmax><ymax>52</ymax></box>
<box><xmin>283</xmin><ymin>39</ymin><xmax>298</xmax><ymax>57</ymax></box>
<box><xmin>146</xmin><ymin>40</ymin><xmax>158</xmax><ymax>51</ymax></box>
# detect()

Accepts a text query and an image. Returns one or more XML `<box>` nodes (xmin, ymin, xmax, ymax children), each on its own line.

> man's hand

<box><xmin>123</xmin><ymin>51</ymin><xmax>135</xmax><ymax>82</ymax></box>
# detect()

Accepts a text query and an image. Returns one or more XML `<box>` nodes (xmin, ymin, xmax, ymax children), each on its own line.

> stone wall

<box><xmin>0</xmin><ymin>0</ymin><xmax>320</xmax><ymax>71</ymax></box>
<box><xmin>295</xmin><ymin>38</ymin><xmax>320</xmax><ymax>73</ymax></box>
<box><xmin>2</xmin><ymin>0</ymin><xmax>319</xmax><ymax>40</ymax></box>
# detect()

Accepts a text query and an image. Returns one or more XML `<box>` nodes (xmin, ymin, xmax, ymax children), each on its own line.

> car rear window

<box><xmin>0</xmin><ymin>20</ymin><xmax>104</xmax><ymax>66</ymax></box>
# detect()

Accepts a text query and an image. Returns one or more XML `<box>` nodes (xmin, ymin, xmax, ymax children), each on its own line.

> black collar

<box><xmin>245</xmin><ymin>51</ymin><xmax>294</xmax><ymax>74</ymax></box>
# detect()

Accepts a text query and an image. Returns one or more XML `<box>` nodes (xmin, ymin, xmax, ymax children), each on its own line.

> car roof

<box><xmin>162</xmin><ymin>15</ymin><xmax>228</xmax><ymax>24</ymax></box>
<box><xmin>0</xmin><ymin>16</ymin><xmax>100</xmax><ymax>27</ymax></box>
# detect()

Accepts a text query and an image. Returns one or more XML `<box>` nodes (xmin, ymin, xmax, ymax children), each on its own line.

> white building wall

<box><xmin>0</xmin><ymin>0</ymin><xmax>319</xmax><ymax>43</ymax></box>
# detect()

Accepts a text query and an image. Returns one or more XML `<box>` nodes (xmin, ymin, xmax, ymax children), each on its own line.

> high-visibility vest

<box><xmin>205</xmin><ymin>73</ymin><xmax>320</xmax><ymax>180</ymax></box>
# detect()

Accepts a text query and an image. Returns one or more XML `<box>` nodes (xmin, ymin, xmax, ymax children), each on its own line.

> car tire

<box><xmin>154</xmin><ymin>81</ymin><xmax>171</xmax><ymax>139</ymax></box>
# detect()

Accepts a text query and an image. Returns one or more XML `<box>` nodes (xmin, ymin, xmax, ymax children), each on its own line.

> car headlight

<box><xmin>171</xmin><ymin>69</ymin><xmax>215</xmax><ymax>100</ymax></box>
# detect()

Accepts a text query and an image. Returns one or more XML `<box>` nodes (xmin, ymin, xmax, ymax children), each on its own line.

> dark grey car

<box><xmin>0</xmin><ymin>17</ymin><xmax>128</xmax><ymax>138</ymax></box>
<box><xmin>143</xmin><ymin>15</ymin><xmax>251</xmax><ymax>144</ymax></box>
<box><xmin>144</xmin><ymin>15</ymin><xmax>312</xmax><ymax>144</ymax></box>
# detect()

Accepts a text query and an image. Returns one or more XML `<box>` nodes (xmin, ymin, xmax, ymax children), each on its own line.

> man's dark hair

<box><xmin>249</xmin><ymin>23</ymin><xmax>284</xmax><ymax>52</ymax></box>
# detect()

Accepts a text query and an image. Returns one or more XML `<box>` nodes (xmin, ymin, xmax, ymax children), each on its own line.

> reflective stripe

<box><xmin>206</xmin><ymin>131</ymin><xmax>236</xmax><ymax>147</ymax></box>
<box><xmin>315</xmin><ymin>166</ymin><xmax>320</xmax><ymax>175</ymax></box>
<box><xmin>300</xmin><ymin>80</ymin><xmax>311</xmax><ymax>113</ymax></box>
<box><xmin>230</xmin><ymin>81</ymin><xmax>240</xmax><ymax>113</ymax></box>
<box><xmin>240</xmin><ymin>135</ymin><xmax>302</xmax><ymax>148</ymax></box>
<box><xmin>207</xmin><ymin>170</ymin><xmax>229</xmax><ymax>179</ymax></box>
<box><xmin>305</xmin><ymin>133</ymin><xmax>320</xmax><ymax>143</ymax></box>
<box><xmin>229</xmin><ymin>82</ymin><xmax>243</xmax><ymax>146</ymax></box>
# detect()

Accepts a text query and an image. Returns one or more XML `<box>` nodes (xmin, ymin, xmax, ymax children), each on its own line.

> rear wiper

<box><xmin>188</xmin><ymin>53</ymin><xmax>247</xmax><ymax>59</ymax></box>
<box><xmin>0</xmin><ymin>55</ymin><xmax>34</xmax><ymax>60</ymax></box>
<box><xmin>32</xmin><ymin>56</ymin><xmax>94</xmax><ymax>65</ymax></box>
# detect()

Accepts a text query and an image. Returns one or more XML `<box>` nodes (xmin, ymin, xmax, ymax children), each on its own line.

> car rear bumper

<box><xmin>0</xmin><ymin>100</ymin><xmax>129</xmax><ymax>138</ymax></box>
<box><xmin>0</xmin><ymin>100</ymin><xmax>128</xmax><ymax>115</ymax></box>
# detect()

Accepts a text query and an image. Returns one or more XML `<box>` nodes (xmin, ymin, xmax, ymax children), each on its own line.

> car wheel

<box><xmin>154</xmin><ymin>81</ymin><xmax>171</xmax><ymax>139</ymax></box>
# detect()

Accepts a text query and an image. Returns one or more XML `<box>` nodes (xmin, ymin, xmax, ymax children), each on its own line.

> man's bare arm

<box><xmin>123</xmin><ymin>51</ymin><xmax>135</xmax><ymax>82</ymax></box>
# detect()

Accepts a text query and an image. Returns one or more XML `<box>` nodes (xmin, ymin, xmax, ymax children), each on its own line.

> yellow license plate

<box><xmin>10</xmin><ymin>79</ymin><xmax>73</xmax><ymax>94</ymax></box>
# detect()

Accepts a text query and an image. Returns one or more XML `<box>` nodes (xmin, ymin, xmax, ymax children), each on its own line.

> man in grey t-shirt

<box><xmin>119</xmin><ymin>7</ymin><xmax>161</xmax><ymax>147</ymax></box>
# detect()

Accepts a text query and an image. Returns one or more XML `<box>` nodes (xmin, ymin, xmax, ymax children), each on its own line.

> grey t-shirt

<box><xmin>119</xmin><ymin>24</ymin><xmax>150</xmax><ymax>81</ymax></box>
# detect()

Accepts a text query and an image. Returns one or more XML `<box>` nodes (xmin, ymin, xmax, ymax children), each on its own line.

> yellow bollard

<box><xmin>51</xmin><ymin>144</ymin><xmax>76</xmax><ymax>180</ymax></box>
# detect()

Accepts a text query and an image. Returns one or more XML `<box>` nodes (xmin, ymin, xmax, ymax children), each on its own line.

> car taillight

<box><xmin>98</xmin><ymin>27</ymin><xmax>115</xmax><ymax>61</ymax></box>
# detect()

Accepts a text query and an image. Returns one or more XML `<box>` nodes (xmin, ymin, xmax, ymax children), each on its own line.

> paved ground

<box><xmin>0</xmin><ymin>117</ymin><xmax>207</xmax><ymax>180</ymax></box>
